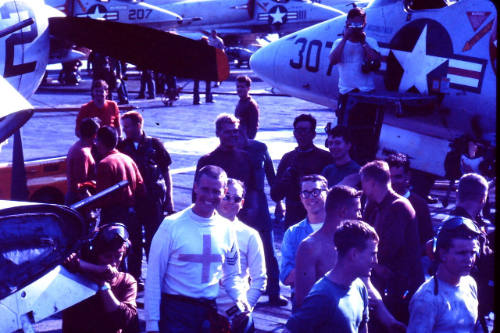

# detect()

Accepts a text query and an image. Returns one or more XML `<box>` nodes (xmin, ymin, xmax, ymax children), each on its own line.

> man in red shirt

<box><xmin>76</xmin><ymin>79</ymin><xmax>121</xmax><ymax>138</ymax></box>
<box><xmin>66</xmin><ymin>117</ymin><xmax>99</xmax><ymax>205</ymax></box>
<box><xmin>95</xmin><ymin>126</ymin><xmax>145</xmax><ymax>282</ymax></box>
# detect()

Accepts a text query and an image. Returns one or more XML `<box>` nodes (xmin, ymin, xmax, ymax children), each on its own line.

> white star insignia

<box><xmin>88</xmin><ymin>6</ymin><xmax>106</xmax><ymax>20</ymax></box>
<box><xmin>391</xmin><ymin>25</ymin><xmax>448</xmax><ymax>94</ymax></box>
<box><xmin>269</xmin><ymin>7</ymin><xmax>286</xmax><ymax>24</ymax></box>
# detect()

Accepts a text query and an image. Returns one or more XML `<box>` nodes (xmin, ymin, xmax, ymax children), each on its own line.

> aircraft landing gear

<box><xmin>162</xmin><ymin>87</ymin><xmax>180</xmax><ymax>107</ymax></box>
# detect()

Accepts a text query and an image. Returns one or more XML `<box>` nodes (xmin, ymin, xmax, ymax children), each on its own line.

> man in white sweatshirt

<box><xmin>145</xmin><ymin>165</ymin><xmax>250</xmax><ymax>333</ymax></box>
<box><xmin>217</xmin><ymin>178</ymin><xmax>267</xmax><ymax>332</ymax></box>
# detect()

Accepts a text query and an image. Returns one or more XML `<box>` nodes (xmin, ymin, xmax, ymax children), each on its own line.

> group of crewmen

<box><xmin>79</xmin><ymin>29</ymin><xmax>226</xmax><ymax>107</ymax></box>
<box><xmin>59</xmin><ymin>6</ymin><xmax>495</xmax><ymax>333</ymax></box>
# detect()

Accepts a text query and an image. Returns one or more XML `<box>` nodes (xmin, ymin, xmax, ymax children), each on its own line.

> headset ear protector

<box><xmin>431</xmin><ymin>216</ymin><xmax>481</xmax><ymax>295</ymax></box>
<box><xmin>88</xmin><ymin>222</ymin><xmax>131</xmax><ymax>257</ymax></box>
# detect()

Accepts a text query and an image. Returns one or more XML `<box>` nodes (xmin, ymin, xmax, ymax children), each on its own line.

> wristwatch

<box><xmin>99</xmin><ymin>282</ymin><xmax>111</xmax><ymax>292</ymax></box>
<box><xmin>226</xmin><ymin>301</ymin><xmax>246</xmax><ymax>318</ymax></box>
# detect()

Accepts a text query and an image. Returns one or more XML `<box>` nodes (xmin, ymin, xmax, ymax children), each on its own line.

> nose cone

<box><xmin>250</xmin><ymin>40</ymin><xmax>282</xmax><ymax>86</ymax></box>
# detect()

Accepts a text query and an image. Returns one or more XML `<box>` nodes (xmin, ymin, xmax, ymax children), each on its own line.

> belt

<box><xmin>163</xmin><ymin>293</ymin><xmax>216</xmax><ymax>309</ymax></box>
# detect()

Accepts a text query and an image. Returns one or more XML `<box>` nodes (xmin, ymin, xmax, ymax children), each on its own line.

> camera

<box><xmin>347</xmin><ymin>23</ymin><xmax>364</xmax><ymax>29</ymax></box>
<box><xmin>361</xmin><ymin>59</ymin><xmax>381</xmax><ymax>73</ymax></box>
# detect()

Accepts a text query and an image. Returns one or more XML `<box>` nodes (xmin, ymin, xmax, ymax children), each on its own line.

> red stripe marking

<box><xmin>447</xmin><ymin>67</ymin><xmax>481</xmax><ymax>79</ymax></box>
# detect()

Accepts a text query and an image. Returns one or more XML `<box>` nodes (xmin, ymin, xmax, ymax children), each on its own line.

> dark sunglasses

<box><xmin>223</xmin><ymin>194</ymin><xmax>243</xmax><ymax>203</ymax></box>
<box><xmin>300</xmin><ymin>188</ymin><xmax>326</xmax><ymax>199</ymax></box>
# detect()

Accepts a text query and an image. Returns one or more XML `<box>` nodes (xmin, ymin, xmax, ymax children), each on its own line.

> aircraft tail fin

<box><xmin>49</xmin><ymin>17</ymin><xmax>230</xmax><ymax>81</ymax></box>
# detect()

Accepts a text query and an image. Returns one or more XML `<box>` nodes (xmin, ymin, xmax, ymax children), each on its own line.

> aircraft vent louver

<box><xmin>247</xmin><ymin>0</ymin><xmax>256</xmax><ymax>19</ymax></box>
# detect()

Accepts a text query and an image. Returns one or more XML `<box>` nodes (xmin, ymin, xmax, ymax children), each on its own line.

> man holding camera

<box><xmin>329</xmin><ymin>6</ymin><xmax>381</xmax><ymax>112</ymax></box>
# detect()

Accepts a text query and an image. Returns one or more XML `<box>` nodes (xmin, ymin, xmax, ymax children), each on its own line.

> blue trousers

<box><xmin>159</xmin><ymin>294</ymin><xmax>215</xmax><ymax>333</ymax></box>
<box><xmin>159</xmin><ymin>294</ymin><xmax>254</xmax><ymax>333</ymax></box>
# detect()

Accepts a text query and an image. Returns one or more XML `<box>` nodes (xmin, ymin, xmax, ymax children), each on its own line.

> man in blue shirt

<box><xmin>285</xmin><ymin>220</ymin><xmax>378</xmax><ymax>333</ymax></box>
<box><xmin>279</xmin><ymin>174</ymin><xmax>329</xmax><ymax>309</ymax></box>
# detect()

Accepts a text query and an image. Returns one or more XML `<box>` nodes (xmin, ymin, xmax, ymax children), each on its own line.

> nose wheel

<box><xmin>161</xmin><ymin>86</ymin><xmax>180</xmax><ymax>107</ymax></box>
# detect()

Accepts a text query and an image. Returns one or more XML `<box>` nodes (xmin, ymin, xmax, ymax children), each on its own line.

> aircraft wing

<box><xmin>49</xmin><ymin>17</ymin><xmax>230</xmax><ymax>81</ymax></box>
<box><xmin>0</xmin><ymin>76</ymin><xmax>34</xmax><ymax>144</ymax></box>
<box><xmin>0</xmin><ymin>265</ymin><xmax>96</xmax><ymax>333</ymax></box>
<box><xmin>0</xmin><ymin>201</ymin><xmax>86</xmax><ymax>300</ymax></box>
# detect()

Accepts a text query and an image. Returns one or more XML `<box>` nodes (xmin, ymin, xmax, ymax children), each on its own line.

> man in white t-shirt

<box><xmin>217</xmin><ymin>178</ymin><xmax>267</xmax><ymax>332</ymax></box>
<box><xmin>208</xmin><ymin>30</ymin><xmax>225</xmax><ymax>88</ymax></box>
<box><xmin>407</xmin><ymin>216</ymin><xmax>481</xmax><ymax>332</ymax></box>
<box><xmin>208</xmin><ymin>29</ymin><xmax>225</xmax><ymax>50</ymax></box>
<box><xmin>145</xmin><ymin>165</ymin><xmax>250</xmax><ymax>333</ymax></box>
<box><xmin>329</xmin><ymin>6</ymin><xmax>381</xmax><ymax>112</ymax></box>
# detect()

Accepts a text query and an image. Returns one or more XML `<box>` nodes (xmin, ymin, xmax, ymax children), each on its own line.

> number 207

<box><xmin>129</xmin><ymin>9</ymin><xmax>152</xmax><ymax>20</ymax></box>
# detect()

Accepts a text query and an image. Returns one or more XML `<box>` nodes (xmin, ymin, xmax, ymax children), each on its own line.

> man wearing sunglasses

<box><xmin>280</xmin><ymin>174</ymin><xmax>329</xmax><ymax>310</ymax></box>
<box><xmin>408</xmin><ymin>217</ymin><xmax>481</xmax><ymax>332</ymax></box>
<box><xmin>237</xmin><ymin>126</ymin><xmax>287</xmax><ymax>306</ymax></box>
<box><xmin>217</xmin><ymin>178</ymin><xmax>266</xmax><ymax>332</ymax></box>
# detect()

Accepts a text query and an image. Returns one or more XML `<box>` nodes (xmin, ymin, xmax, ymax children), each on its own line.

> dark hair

<box><xmin>79</xmin><ymin>117</ymin><xmax>99</xmax><ymax>139</ymax></box>
<box><xmin>300</xmin><ymin>174</ymin><xmax>328</xmax><ymax>190</ymax></box>
<box><xmin>334</xmin><ymin>220</ymin><xmax>378</xmax><ymax>257</ymax></box>
<box><xmin>326</xmin><ymin>125</ymin><xmax>352</xmax><ymax>144</ymax></box>
<box><xmin>227</xmin><ymin>178</ymin><xmax>246</xmax><ymax>197</ymax></box>
<box><xmin>385</xmin><ymin>153</ymin><xmax>410</xmax><ymax>173</ymax></box>
<box><xmin>347</xmin><ymin>7</ymin><xmax>366</xmax><ymax>21</ymax></box>
<box><xmin>236</xmin><ymin>75</ymin><xmax>252</xmax><ymax>87</ymax></box>
<box><xmin>91</xmin><ymin>79</ymin><xmax>108</xmax><ymax>91</ymax></box>
<box><xmin>96</xmin><ymin>126</ymin><xmax>118</xmax><ymax>150</ymax></box>
<box><xmin>194</xmin><ymin>165</ymin><xmax>228</xmax><ymax>186</ymax></box>
<box><xmin>457</xmin><ymin>173</ymin><xmax>488</xmax><ymax>203</ymax></box>
<box><xmin>360</xmin><ymin>160</ymin><xmax>390</xmax><ymax>185</ymax></box>
<box><xmin>293</xmin><ymin>114</ymin><xmax>316</xmax><ymax>130</ymax></box>
<box><xmin>325</xmin><ymin>185</ymin><xmax>361</xmax><ymax>215</ymax></box>
<box><xmin>122</xmin><ymin>111</ymin><xmax>144</xmax><ymax>125</ymax></box>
